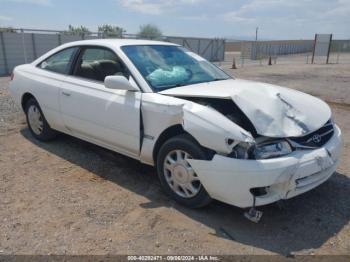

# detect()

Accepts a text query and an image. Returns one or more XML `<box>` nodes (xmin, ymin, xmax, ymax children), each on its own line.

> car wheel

<box><xmin>156</xmin><ymin>134</ymin><xmax>212</xmax><ymax>208</ymax></box>
<box><xmin>25</xmin><ymin>98</ymin><xmax>57</xmax><ymax>141</ymax></box>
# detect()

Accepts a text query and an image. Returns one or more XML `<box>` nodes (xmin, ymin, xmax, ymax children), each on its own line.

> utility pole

<box><xmin>255</xmin><ymin>27</ymin><xmax>259</xmax><ymax>41</ymax></box>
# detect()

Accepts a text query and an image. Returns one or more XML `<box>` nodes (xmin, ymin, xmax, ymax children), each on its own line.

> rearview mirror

<box><xmin>104</xmin><ymin>75</ymin><xmax>139</xmax><ymax>92</ymax></box>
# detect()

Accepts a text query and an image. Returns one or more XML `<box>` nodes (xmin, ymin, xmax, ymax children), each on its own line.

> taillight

<box><xmin>10</xmin><ymin>72</ymin><xmax>14</xmax><ymax>81</ymax></box>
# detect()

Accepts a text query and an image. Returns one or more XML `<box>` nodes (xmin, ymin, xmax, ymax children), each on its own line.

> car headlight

<box><xmin>229</xmin><ymin>141</ymin><xmax>254</xmax><ymax>159</ymax></box>
<box><xmin>254</xmin><ymin>140</ymin><xmax>292</xmax><ymax>159</ymax></box>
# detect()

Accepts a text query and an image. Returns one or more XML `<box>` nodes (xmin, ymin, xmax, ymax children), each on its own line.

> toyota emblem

<box><xmin>312</xmin><ymin>134</ymin><xmax>322</xmax><ymax>143</ymax></box>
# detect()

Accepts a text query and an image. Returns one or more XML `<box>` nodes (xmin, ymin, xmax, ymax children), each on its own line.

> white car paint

<box><xmin>188</xmin><ymin>126</ymin><xmax>342</xmax><ymax>207</ymax></box>
<box><xmin>59</xmin><ymin>75</ymin><xmax>141</xmax><ymax>158</ymax></box>
<box><xmin>160</xmin><ymin>78</ymin><xmax>332</xmax><ymax>137</ymax></box>
<box><xmin>9</xmin><ymin>39</ymin><xmax>342</xmax><ymax>208</ymax></box>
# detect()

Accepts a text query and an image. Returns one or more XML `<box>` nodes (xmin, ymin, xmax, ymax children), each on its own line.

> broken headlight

<box><xmin>254</xmin><ymin>140</ymin><xmax>292</xmax><ymax>159</ymax></box>
<box><xmin>229</xmin><ymin>142</ymin><xmax>254</xmax><ymax>159</ymax></box>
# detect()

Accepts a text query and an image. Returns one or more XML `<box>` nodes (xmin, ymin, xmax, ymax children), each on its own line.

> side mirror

<box><xmin>104</xmin><ymin>75</ymin><xmax>139</xmax><ymax>92</ymax></box>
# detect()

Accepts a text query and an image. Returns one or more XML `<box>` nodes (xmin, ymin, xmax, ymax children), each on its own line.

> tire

<box><xmin>156</xmin><ymin>134</ymin><xmax>212</xmax><ymax>208</ymax></box>
<box><xmin>25</xmin><ymin>98</ymin><xmax>57</xmax><ymax>141</ymax></box>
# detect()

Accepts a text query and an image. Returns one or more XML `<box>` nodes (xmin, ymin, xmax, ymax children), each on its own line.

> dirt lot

<box><xmin>1</xmin><ymin>59</ymin><xmax>350</xmax><ymax>256</ymax></box>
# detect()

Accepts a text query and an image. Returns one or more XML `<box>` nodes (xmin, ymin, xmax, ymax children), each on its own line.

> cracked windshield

<box><xmin>121</xmin><ymin>45</ymin><xmax>230</xmax><ymax>91</ymax></box>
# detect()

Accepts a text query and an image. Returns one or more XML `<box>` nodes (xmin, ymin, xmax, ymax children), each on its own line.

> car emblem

<box><xmin>312</xmin><ymin>134</ymin><xmax>322</xmax><ymax>143</ymax></box>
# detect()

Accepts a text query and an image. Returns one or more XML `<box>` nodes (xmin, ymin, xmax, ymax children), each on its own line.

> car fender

<box><xmin>139</xmin><ymin>93</ymin><xmax>254</xmax><ymax>165</ymax></box>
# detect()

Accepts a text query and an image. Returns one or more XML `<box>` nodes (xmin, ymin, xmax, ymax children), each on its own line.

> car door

<box><xmin>30</xmin><ymin>47</ymin><xmax>79</xmax><ymax>132</ymax></box>
<box><xmin>59</xmin><ymin>46</ymin><xmax>141</xmax><ymax>158</ymax></box>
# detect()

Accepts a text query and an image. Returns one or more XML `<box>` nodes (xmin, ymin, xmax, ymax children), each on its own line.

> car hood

<box><xmin>159</xmin><ymin>79</ymin><xmax>331</xmax><ymax>137</ymax></box>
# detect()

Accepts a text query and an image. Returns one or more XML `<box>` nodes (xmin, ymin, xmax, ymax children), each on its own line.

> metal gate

<box><xmin>311</xmin><ymin>34</ymin><xmax>333</xmax><ymax>64</ymax></box>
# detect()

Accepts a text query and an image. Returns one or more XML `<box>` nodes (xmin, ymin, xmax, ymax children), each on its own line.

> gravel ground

<box><xmin>0</xmin><ymin>77</ymin><xmax>26</xmax><ymax>136</ymax></box>
<box><xmin>0</xmin><ymin>58</ymin><xmax>350</xmax><ymax>255</ymax></box>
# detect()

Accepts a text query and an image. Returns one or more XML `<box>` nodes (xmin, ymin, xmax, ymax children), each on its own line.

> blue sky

<box><xmin>0</xmin><ymin>0</ymin><xmax>349</xmax><ymax>39</ymax></box>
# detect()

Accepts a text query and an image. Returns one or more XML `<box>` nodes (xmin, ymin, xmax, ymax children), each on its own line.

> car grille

<box><xmin>290</xmin><ymin>120</ymin><xmax>334</xmax><ymax>148</ymax></box>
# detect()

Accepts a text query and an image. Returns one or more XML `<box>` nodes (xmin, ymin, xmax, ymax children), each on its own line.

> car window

<box><xmin>74</xmin><ymin>47</ymin><xmax>128</xmax><ymax>82</ymax></box>
<box><xmin>39</xmin><ymin>47</ymin><xmax>78</xmax><ymax>74</ymax></box>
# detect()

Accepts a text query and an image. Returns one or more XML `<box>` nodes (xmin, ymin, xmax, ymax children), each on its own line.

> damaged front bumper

<box><xmin>187</xmin><ymin>125</ymin><xmax>342</xmax><ymax>208</ymax></box>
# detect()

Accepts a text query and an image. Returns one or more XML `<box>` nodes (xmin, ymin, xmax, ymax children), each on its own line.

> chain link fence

<box><xmin>223</xmin><ymin>39</ymin><xmax>350</xmax><ymax>68</ymax></box>
<box><xmin>0</xmin><ymin>28</ymin><xmax>225</xmax><ymax>76</ymax></box>
<box><xmin>328</xmin><ymin>40</ymin><xmax>350</xmax><ymax>64</ymax></box>
<box><xmin>239</xmin><ymin>40</ymin><xmax>314</xmax><ymax>67</ymax></box>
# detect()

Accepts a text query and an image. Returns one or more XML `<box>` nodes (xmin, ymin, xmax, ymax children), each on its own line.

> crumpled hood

<box><xmin>160</xmin><ymin>79</ymin><xmax>331</xmax><ymax>137</ymax></box>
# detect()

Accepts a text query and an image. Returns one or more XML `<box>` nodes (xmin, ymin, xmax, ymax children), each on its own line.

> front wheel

<box><xmin>156</xmin><ymin>134</ymin><xmax>212</xmax><ymax>208</ymax></box>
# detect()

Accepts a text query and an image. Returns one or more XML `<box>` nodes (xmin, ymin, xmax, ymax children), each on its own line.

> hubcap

<box><xmin>27</xmin><ymin>105</ymin><xmax>44</xmax><ymax>135</ymax></box>
<box><xmin>163</xmin><ymin>150</ymin><xmax>201</xmax><ymax>198</ymax></box>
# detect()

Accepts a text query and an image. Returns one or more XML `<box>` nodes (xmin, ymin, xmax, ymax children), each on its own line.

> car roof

<box><xmin>60</xmin><ymin>39</ymin><xmax>178</xmax><ymax>49</ymax></box>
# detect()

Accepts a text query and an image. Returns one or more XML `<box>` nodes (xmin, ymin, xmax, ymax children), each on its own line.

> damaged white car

<box><xmin>10</xmin><ymin>40</ymin><xmax>342</xmax><ymax>214</ymax></box>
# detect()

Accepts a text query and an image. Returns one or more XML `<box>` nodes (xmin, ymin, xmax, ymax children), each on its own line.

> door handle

<box><xmin>62</xmin><ymin>91</ymin><xmax>71</xmax><ymax>97</ymax></box>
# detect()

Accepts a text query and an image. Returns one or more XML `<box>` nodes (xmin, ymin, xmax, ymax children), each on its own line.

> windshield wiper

<box><xmin>157</xmin><ymin>78</ymin><xmax>229</xmax><ymax>91</ymax></box>
<box><xmin>209</xmin><ymin>78</ymin><xmax>228</xmax><ymax>82</ymax></box>
<box><xmin>157</xmin><ymin>82</ymin><xmax>188</xmax><ymax>90</ymax></box>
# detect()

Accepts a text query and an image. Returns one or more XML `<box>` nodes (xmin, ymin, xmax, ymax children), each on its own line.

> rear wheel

<box><xmin>156</xmin><ymin>134</ymin><xmax>212</xmax><ymax>208</ymax></box>
<box><xmin>25</xmin><ymin>98</ymin><xmax>57</xmax><ymax>141</ymax></box>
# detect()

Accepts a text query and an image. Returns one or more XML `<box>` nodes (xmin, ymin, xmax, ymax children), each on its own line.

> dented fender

<box><xmin>139</xmin><ymin>93</ymin><xmax>254</xmax><ymax>165</ymax></box>
<box><xmin>182</xmin><ymin>103</ymin><xmax>254</xmax><ymax>154</ymax></box>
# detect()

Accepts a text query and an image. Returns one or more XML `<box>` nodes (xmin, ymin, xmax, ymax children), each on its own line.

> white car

<box><xmin>10</xmin><ymin>39</ymin><xmax>342</xmax><ymax>211</ymax></box>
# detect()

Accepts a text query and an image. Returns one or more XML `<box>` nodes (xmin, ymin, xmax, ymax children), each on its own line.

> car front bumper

<box><xmin>187</xmin><ymin>125</ymin><xmax>343</xmax><ymax>208</ymax></box>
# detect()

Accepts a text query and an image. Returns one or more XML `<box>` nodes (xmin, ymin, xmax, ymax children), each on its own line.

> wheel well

<box><xmin>152</xmin><ymin>124</ymin><xmax>215</xmax><ymax>163</ymax></box>
<box><xmin>21</xmin><ymin>93</ymin><xmax>35</xmax><ymax>111</ymax></box>
<box><xmin>152</xmin><ymin>125</ymin><xmax>186</xmax><ymax>163</ymax></box>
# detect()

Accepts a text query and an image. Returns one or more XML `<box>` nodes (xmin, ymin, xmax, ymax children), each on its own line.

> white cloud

<box><xmin>119</xmin><ymin>0</ymin><xmax>205</xmax><ymax>15</ymax></box>
<box><xmin>323</xmin><ymin>0</ymin><xmax>350</xmax><ymax>18</ymax></box>
<box><xmin>223</xmin><ymin>0</ymin><xmax>299</xmax><ymax>23</ymax></box>
<box><xmin>222</xmin><ymin>0</ymin><xmax>350</xmax><ymax>23</ymax></box>
<box><xmin>222</xmin><ymin>11</ymin><xmax>255</xmax><ymax>23</ymax></box>
<box><xmin>221</xmin><ymin>0</ymin><xmax>350</xmax><ymax>38</ymax></box>
<box><xmin>119</xmin><ymin>0</ymin><xmax>171</xmax><ymax>15</ymax></box>
<box><xmin>0</xmin><ymin>15</ymin><xmax>13</xmax><ymax>21</ymax></box>
<box><xmin>180</xmin><ymin>0</ymin><xmax>204</xmax><ymax>3</ymax></box>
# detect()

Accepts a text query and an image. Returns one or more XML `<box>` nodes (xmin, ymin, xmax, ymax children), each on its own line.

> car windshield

<box><xmin>121</xmin><ymin>45</ymin><xmax>231</xmax><ymax>91</ymax></box>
